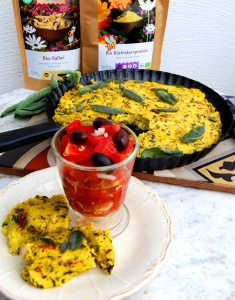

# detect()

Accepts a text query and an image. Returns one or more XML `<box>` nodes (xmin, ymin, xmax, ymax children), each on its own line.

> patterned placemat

<box><xmin>0</xmin><ymin>97</ymin><xmax>234</xmax><ymax>193</ymax></box>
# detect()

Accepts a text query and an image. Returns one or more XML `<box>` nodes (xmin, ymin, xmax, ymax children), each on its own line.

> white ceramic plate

<box><xmin>0</xmin><ymin>167</ymin><xmax>172</xmax><ymax>300</ymax></box>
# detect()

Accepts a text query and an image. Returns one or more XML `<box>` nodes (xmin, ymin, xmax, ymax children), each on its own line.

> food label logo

<box><xmin>115</xmin><ymin>62</ymin><xmax>139</xmax><ymax>69</ymax></box>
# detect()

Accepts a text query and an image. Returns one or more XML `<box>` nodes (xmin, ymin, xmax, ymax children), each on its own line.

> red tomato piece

<box><xmin>87</xmin><ymin>134</ymin><xmax>104</xmax><ymax>146</ymax></box>
<box><xmin>63</xmin><ymin>142</ymin><xmax>94</xmax><ymax>163</ymax></box>
<box><xmin>18</xmin><ymin>212</ymin><xmax>25</xmax><ymax>229</ymax></box>
<box><xmin>39</xmin><ymin>245</ymin><xmax>57</xmax><ymax>250</ymax></box>
<box><xmin>109</xmin><ymin>152</ymin><xmax>127</xmax><ymax>164</ymax></box>
<box><xmin>66</xmin><ymin>120</ymin><xmax>82</xmax><ymax>136</ymax></box>
<box><xmin>60</xmin><ymin>134</ymin><xmax>68</xmax><ymax>155</ymax></box>
<box><xmin>101</xmin><ymin>124</ymin><xmax>116</xmax><ymax>137</ymax></box>
<box><xmin>114</xmin><ymin>124</ymin><xmax>121</xmax><ymax>132</ymax></box>
<box><xmin>78</xmin><ymin>158</ymin><xmax>95</xmax><ymax>167</ymax></box>
<box><xmin>93</xmin><ymin>136</ymin><xmax>117</xmax><ymax>158</ymax></box>
<box><xmin>119</xmin><ymin>140</ymin><xmax>135</xmax><ymax>157</ymax></box>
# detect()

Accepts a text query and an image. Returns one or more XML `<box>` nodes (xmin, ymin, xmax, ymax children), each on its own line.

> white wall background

<box><xmin>0</xmin><ymin>0</ymin><xmax>234</xmax><ymax>96</ymax></box>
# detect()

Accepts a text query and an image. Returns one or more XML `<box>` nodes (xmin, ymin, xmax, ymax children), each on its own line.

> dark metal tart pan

<box><xmin>46</xmin><ymin>69</ymin><xmax>233</xmax><ymax>171</ymax></box>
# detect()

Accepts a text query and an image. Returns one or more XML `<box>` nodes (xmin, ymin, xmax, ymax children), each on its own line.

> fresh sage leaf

<box><xmin>50</xmin><ymin>74</ymin><xmax>58</xmax><ymax>90</ymax></box>
<box><xmin>152</xmin><ymin>88</ymin><xmax>178</xmax><ymax>105</ymax></box>
<box><xmin>104</xmin><ymin>77</ymin><xmax>117</xmax><ymax>83</ymax></box>
<box><xmin>15</xmin><ymin>87</ymin><xmax>52</xmax><ymax>114</ymax></box>
<box><xmin>120</xmin><ymin>85</ymin><xmax>145</xmax><ymax>102</ymax></box>
<box><xmin>153</xmin><ymin>107</ymin><xmax>179</xmax><ymax>113</ymax></box>
<box><xmin>69</xmin><ymin>106</ymin><xmax>85</xmax><ymax>113</ymax></box>
<box><xmin>77</xmin><ymin>86</ymin><xmax>92</xmax><ymax>95</ymax></box>
<box><xmin>15</xmin><ymin>107</ymin><xmax>46</xmax><ymax>116</ymax></box>
<box><xmin>40</xmin><ymin>238</ymin><xmax>57</xmax><ymax>246</ymax></box>
<box><xmin>209</xmin><ymin>116</ymin><xmax>217</xmax><ymax>122</ymax></box>
<box><xmin>0</xmin><ymin>102</ymin><xmax>23</xmax><ymax>118</ymax></box>
<box><xmin>180</xmin><ymin>123</ymin><xmax>205</xmax><ymax>143</ymax></box>
<box><xmin>69</xmin><ymin>230</ymin><xmax>83</xmax><ymax>251</ymax></box>
<box><xmin>57</xmin><ymin>70</ymin><xmax>75</xmax><ymax>76</ymax></box>
<box><xmin>90</xmin><ymin>104</ymin><xmax>126</xmax><ymax>114</ymax></box>
<box><xmin>60</xmin><ymin>241</ymin><xmax>70</xmax><ymax>254</ymax></box>
<box><xmin>73</xmin><ymin>70</ymin><xmax>81</xmax><ymax>84</ymax></box>
<box><xmin>22</xmin><ymin>99</ymin><xmax>46</xmax><ymax>111</ymax></box>
<box><xmin>141</xmin><ymin>147</ymin><xmax>183</xmax><ymax>158</ymax></box>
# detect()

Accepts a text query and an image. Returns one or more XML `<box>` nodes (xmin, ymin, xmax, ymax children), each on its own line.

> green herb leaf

<box><xmin>152</xmin><ymin>88</ymin><xmax>178</xmax><ymax>105</ymax></box>
<box><xmin>69</xmin><ymin>230</ymin><xmax>83</xmax><ymax>251</ymax></box>
<box><xmin>77</xmin><ymin>86</ymin><xmax>92</xmax><ymax>95</ymax></box>
<box><xmin>69</xmin><ymin>106</ymin><xmax>85</xmax><ymax>113</ymax></box>
<box><xmin>180</xmin><ymin>123</ymin><xmax>205</xmax><ymax>143</ymax></box>
<box><xmin>153</xmin><ymin>107</ymin><xmax>179</xmax><ymax>113</ymax></box>
<box><xmin>73</xmin><ymin>70</ymin><xmax>81</xmax><ymax>84</ymax></box>
<box><xmin>15</xmin><ymin>106</ymin><xmax>46</xmax><ymax>116</ymax></box>
<box><xmin>50</xmin><ymin>74</ymin><xmax>58</xmax><ymax>90</ymax></box>
<box><xmin>209</xmin><ymin>116</ymin><xmax>217</xmax><ymax>122</ymax></box>
<box><xmin>57</xmin><ymin>70</ymin><xmax>75</xmax><ymax>77</ymax></box>
<box><xmin>120</xmin><ymin>85</ymin><xmax>145</xmax><ymax>102</ymax></box>
<box><xmin>60</xmin><ymin>242</ymin><xmax>70</xmax><ymax>254</ymax></box>
<box><xmin>15</xmin><ymin>87</ymin><xmax>52</xmax><ymax>114</ymax></box>
<box><xmin>90</xmin><ymin>81</ymin><xmax>107</xmax><ymax>90</ymax></box>
<box><xmin>141</xmin><ymin>147</ymin><xmax>183</xmax><ymax>158</ymax></box>
<box><xmin>90</xmin><ymin>104</ymin><xmax>126</xmax><ymax>114</ymax></box>
<box><xmin>0</xmin><ymin>102</ymin><xmax>23</xmax><ymax>118</ymax></box>
<box><xmin>104</xmin><ymin>77</ymin><xmax>117</xmax><ymax>83</ymax></box>
<box><xmin>21</xmin><ymin>99</ymin><xmax>46</xmax><ymax>111</ymax></box>
<box><xmin>40</xmin><ymin>238</ymin><xmax>57</xmax><ymax>246</ymax></box>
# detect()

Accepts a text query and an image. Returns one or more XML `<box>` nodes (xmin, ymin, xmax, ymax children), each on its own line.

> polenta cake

<box><xmin>22</xmin><ymin>227</ymin><xmax>96</xmax><ymax>289</ymax></box>
<box><xmin>2</xmin><ymin>195</ymin><xmax>116</xmax><ymax>289</ymax></box>
<box><xmin>2</xmin><ymin>195</ymin><xmax>69</xmax><ymax>255</ymax></box>
<box><xmin>53</xmin><ymin>79</ymin><xmax>222</xmax><ymax>157</ymax></box>
<box><xmin>79</xmin><ymin>225</ymin><xmax>115</xmax><ymax>274</ymax></box>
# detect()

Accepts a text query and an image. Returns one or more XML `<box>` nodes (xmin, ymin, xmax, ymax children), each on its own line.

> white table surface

<box><xmin>0</xmin><ymin>89</ymin><xmax>235</xmax><ymax>300</ymax></box>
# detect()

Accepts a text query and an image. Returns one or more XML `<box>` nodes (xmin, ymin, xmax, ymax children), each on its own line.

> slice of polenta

<box><xmin>22</xmin><ymin>227</ymin><xmax>96</xmax><ymax>289</ymax></box>
<box><xmin>2</xmin><ymin>195</ymin><xmax>69</xmax><ymax>255</ymax></box>
<box><xmin>79</xmin><ymin>225</ymin><xmax>115</xmax><ymax>274</ymax></box>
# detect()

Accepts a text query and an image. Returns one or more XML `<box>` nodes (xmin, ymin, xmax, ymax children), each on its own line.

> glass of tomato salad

<box><xmin>51</xmin><ymin>118</ymin><xmax>139</xmax><ymax>236</ymax></box>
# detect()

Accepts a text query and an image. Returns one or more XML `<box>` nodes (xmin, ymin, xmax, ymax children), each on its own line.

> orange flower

<box><xmin>98</xmin><ymin>0</ymin><xmax>112</xmax><ymax>32</ymax></box>
<box><xmin>109</xmin><ymin>0</ymin><xmax>132</xmax><ymax>10</ymax></box>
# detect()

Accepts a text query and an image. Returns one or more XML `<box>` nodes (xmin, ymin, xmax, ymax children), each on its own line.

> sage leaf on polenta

<box><xmin>141</xmin><ymin>147</ymin><xmax>183</xmax><ymax>158</ymax></box>
<box><xmin>153</xmin><ymin>107</ymin><xmax>179</xmax><ymax>113</ymax></box>
<box><xmin>209</xmin><ymin>116</ymin><xmax>217</xmax><ymax>122</ymax></box>
<box><xmin>69</xmin><ymin>230</ymin><xmax>83</xmax><ymax>251</ymax></box>
<box><xmin>40</xmin><ymin>238</ymin><xmax>57</xmax><ymax>246</ymax></box>
<box><xmin>152</xmin><ymin>88</ymin><xmax>178</xmax><ymax>105</ymax></box>
<box><xmin>77</xmin><ymin>81</ymin><xmax>107</xmax><ymax>95</ymax></box>
<box><xmin>119</xmin><ymin>85</ymin><xmax>145</xmax><ymax>102</ymax></box>
<box><xmin>60</xmin><ymin>242</ymin><xmax>70</xmax><ymax>254</ymax></box>
<box><xmin>180</xmin><ymin>123</ymin><xmax>205</xmax><ymax>143</ymax></box>
<box><xmin>90</xmin><ymin>104</ymin><xmax>126</xmax><ymax>114</ymax></box>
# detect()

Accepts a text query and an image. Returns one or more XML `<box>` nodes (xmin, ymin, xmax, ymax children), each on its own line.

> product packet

<box><xmin>80</xmin><ymin>0</ymin><xmax>169</xmax><ymax>74</ymax></box>
<box><xmin>12</xmin><ymin>0</ymin><xmax>80</xmax><ymax>90</ymax></box>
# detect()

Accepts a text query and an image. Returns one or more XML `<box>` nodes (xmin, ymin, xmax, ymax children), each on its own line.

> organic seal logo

<box><xmin>23</xmin><ymin>0</ymin><xmax>33</xmax><ymax>3</ymax></box>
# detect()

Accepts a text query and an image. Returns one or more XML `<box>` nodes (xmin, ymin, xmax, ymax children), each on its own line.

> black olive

<box><xmin>54</xmin><ymin>87</ymin><xmax>63</xmax><ymax>98</ymax></box>
<box><xmin>59</xmin><ymin>83</ymin><xmax>68</xmax><ymax>94</ymax></box>
<box><xmin>113</xmin><ymin>129</ymin><xmax>129</xmax><ymax>151</ymax></box>
<box><xmin>93</xmin><ymin>117</ymin><xmax>112</xmax><ymax>129</ymax></box>
<box><xmin>71</xmin><ymin>130</ymin><xmax>88</xmax><ymax>145</ymax></box>
<box><xmin>92</xmin><ymin>152</ymin><xmax>114</xmax><ymax>167</ymax></box>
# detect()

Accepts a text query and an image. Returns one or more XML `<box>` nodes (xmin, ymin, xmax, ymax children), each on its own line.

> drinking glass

<box><xmin>51</xmin><ymin>119</ymin><xmax>139</xmax><ymax>236</ymax></box>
